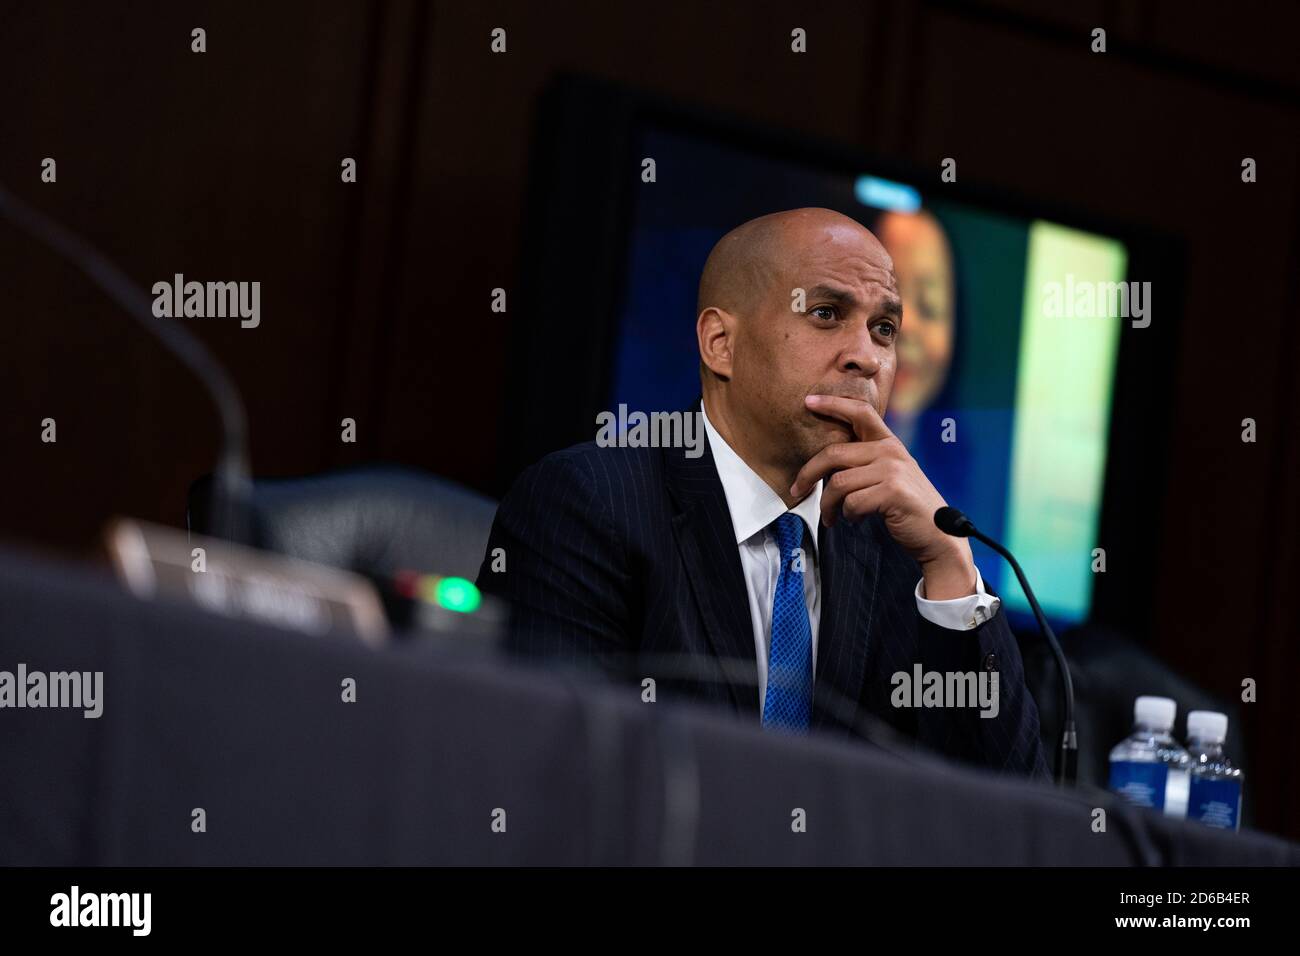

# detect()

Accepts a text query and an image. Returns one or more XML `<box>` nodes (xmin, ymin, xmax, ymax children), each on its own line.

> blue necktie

<box><xmin>762</xmin><ymin>512</ymin><xmax>813</xmax><ymax>732</ymax></box>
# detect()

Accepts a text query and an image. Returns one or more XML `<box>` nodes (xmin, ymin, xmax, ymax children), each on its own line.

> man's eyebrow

<box><xmin>806</xmin><ymin>284</ymin><xmax>903</xmax><ymax>323</ymax></box>
<box><xmin>878</xmin><ymin>298</ymin><xmax>903</xmax><ymax>322</ymax></box>
<box><xmin>806</xmin><ymin>284</ymin><xmax>860</xmax><ymax>309</ymax></box>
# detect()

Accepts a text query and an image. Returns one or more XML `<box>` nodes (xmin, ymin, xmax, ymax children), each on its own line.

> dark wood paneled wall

<box><xmin>2</xmin><ymin>0</ymin><xmax>1296</xmax><ymax>836</ymax></box>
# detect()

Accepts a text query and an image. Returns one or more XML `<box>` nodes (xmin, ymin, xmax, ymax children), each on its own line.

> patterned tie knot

<box><xmin>772</xmin><ymin>512</ymin><xmax>805</xmax><ymax>567</ymax></box>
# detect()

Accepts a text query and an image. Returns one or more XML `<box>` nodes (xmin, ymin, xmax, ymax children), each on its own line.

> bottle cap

<box><xmin>1134</xmin><ymin>695</ymin><xmax>1177</xmax><ymax>731</ymax></box>
<box><xmin>1187</xmin><ymin>710</ymin><xmax>1228</xmax><ymax>743</ymax></box>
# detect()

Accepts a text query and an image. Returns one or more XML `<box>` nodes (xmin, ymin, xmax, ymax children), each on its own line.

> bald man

<box><xmin>478</xmin><ymin>208</ymin><xmax>1048</xmax><ymax>777</ymax></box>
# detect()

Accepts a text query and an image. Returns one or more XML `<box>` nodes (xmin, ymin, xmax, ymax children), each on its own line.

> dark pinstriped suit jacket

<box><xmin>477</xmin><ymin>436</ymin><xmax>1050</xmax><ymax>777</ymax></box>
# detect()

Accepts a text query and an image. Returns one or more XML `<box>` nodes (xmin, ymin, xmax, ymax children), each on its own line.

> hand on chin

<box><xmin>809</xmin><ymin>411</ymin><xmax>857</xmax><ymax>445</ymax></box>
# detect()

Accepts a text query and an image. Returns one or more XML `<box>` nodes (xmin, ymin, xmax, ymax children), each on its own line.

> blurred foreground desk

<box><xmin>1</xmin><ymin>547</ymin><xmax>1296</xmax><ymax>866</ymax></box>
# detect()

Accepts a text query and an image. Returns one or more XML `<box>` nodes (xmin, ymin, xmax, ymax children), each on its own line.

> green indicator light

<box><xmin>434</xmin><ymin>577</ymin><xmax>481</xmax><ymax>613</ymax></box>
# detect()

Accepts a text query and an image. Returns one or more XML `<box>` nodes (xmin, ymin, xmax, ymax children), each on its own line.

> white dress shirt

<box><xmin>699</xmin><ymin>401</ymin><xmax>999</xmax><ymax>708</ymax></box>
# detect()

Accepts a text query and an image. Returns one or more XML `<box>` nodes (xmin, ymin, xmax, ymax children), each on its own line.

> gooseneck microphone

<box><xmin>934</xmin><ymin>506</ymin><xmax>1078</xmax><ymax>786</ymax></box>
<box><xmin>0</xmin><ymin>182</ymin><xmax>252</xmax><ymax>543</ymax></box>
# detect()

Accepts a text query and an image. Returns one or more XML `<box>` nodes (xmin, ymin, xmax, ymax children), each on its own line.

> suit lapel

<box><xmin>813</xmin><ymin>517</ymin><xmax>881</xmax><ymax>733</ymax></box>
<box><xmin>663</xmin><ymin>439</ymin><xmax>760</xmax><ymax>716</ymax></box>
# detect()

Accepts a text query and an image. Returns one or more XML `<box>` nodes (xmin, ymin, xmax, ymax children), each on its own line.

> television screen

<box><xmin>610</xmin><ymin>124</ymin><xmax>1130</xmax><ymax>626</ymax></box>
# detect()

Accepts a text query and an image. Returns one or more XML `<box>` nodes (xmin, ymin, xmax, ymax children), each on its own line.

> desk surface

<box><xmin>1</xmin><ymin>546</ymin><xmax>1294</xmax><ymax>866</ymax></box>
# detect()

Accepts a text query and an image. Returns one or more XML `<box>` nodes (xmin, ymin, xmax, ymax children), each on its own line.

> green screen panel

<box><xmin>1001</xmin><ymin>221</ymin><xmax>1127</xmax><ymax>620</ymax></box>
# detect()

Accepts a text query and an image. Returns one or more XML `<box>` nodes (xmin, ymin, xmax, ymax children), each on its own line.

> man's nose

<box><xmin>838</xmin><ymin>325</ymin><xmax>882</xmax><ymax>376</ymax></box>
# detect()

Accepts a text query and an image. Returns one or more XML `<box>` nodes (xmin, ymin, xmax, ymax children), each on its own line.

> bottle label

<box><xmin>1187</xmin><ymin>778</ymin><xmax>1241</xmax><ymax>830</ymax></box>
<box><xmin>1109</xmin><ymin>760</ymin><xmax>1168</xmax><ymax>809</ymax></box>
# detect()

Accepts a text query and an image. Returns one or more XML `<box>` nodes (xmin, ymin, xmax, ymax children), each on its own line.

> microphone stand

<box><xmin>935</xmin><ymin>507</ymin><xmax>1078</xmax><ymax>786</ymax></box>
<box><xmin>0</xmin><ymin>182</ymin><xmax>252</xmax><ymax>544</ymax></box>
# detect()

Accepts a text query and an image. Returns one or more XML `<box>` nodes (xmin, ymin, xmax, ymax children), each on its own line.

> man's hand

<box><xmin>790</xmin><ymin>393</ymin><xmax>977</xmax><ymax>600</ymax></box>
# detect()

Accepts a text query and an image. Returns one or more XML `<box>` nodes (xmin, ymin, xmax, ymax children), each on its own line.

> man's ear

<box><xmin>697</xmin><ymin>306</ymin><xmax>735</xmax><ymax>379</ymax></box>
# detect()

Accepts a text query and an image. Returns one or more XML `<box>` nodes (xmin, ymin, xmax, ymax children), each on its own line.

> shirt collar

<box><xmin>700</xmin><ymin>400</ymin><xmax>822</xmax><ymax>553</ymax></box>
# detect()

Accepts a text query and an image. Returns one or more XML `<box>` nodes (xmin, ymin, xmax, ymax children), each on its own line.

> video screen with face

<box><xmin>610</xmin><ymin>125</ymin><xmax>1128</xmax><ymax>626</ymax></box>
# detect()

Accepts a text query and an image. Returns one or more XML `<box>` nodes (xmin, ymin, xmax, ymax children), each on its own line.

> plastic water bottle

<box><xmin>1185</xmin><ymin>710</ymin><xmax>1243</xmax><ymax>831</ymax></box>
<box><xmin>1107</xmin><ymin>695</ymin><xmax>1190</xmax><ymax>817</ymax></box>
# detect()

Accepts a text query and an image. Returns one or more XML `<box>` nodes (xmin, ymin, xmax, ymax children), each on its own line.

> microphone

<box><xmin>933</xmin><ymin>507</ymin><xmax>977</xmax><ymax>538</ymax></box>
<box><xmin>0</xmin><ymin>182</ymin><xmax>252</xmax><ymax>543</ymax></box>
<box><xmin>934</xmin><ymin>506</ymin><xmax>1078</xmax><ymax>786</ymax></box>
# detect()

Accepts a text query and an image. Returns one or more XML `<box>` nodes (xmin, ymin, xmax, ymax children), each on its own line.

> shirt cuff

<box><xmin>914</xmin><ymin>569</ymin><xmax>1001</xmax><ymax>631</ymax></box>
